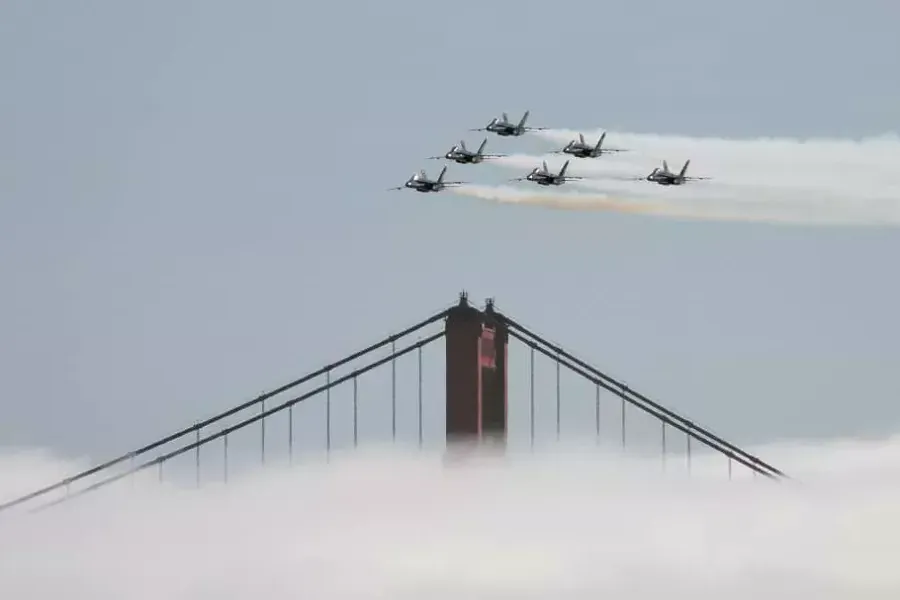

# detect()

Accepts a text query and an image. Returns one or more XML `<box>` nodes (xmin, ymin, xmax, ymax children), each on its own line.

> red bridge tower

<box><xmin>444</xmin><ymin>292</ymin><xmax>508</xmax><ymax>448</ymax></box>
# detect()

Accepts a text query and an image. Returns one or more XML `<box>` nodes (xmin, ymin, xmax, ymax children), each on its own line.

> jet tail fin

<box><xmin>594</xmin><ymin>132</ymin><xmax>606</xmax><ymax>150</ymax></box>
<box><xmin>558</xmin><ymin>159</ymin><xmax>570</xmax><ymax>178</ymax></box>
<box><xmin>476</xmin><ymin>138</ymin><xmax>487</xmax><ymax>155</ymax></box>
<box><xmin>437</xmin><ymin>165</ymin><xmax>447</xmax><ymax>184</ymax></box>
<box><xmin>679</xmin><ymin>159</ymin><xmax>690</xmax><ymax>178</ymax></box>
<box><xmin>517</xmin><ymin>110</ymin><xmax>530</xmax><ymax>128</ymax></box>
<box><xmin>578</xmin><ymin>133</ymin><xmax>586</xmax><ymax>145</ymax></box>
<box><xmin>459</xmin><ymin>140</ymin><xmax>467</xmax><ymax>151</ymax></box>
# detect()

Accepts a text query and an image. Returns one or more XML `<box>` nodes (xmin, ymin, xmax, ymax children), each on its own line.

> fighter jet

<box><xmin>509</xmin><ymin>160</ymin><xmax>583</xmax><ymax>186</ymax></box>
<box><xmin>642</xmin><ymin>160</ymin><xmax>710</xmax><ymax>186</ymax></box>
<box><xmin>470</xmin><ymin>111</ymin><xmax>546</xmax><ymax>137</ymax></box>
<box><xmin>428</xmin><ymin>138</ymin><xmax>506</xmax><ymax>164</ymax></box>
<box><xmin>552</xmin><ymin>132</ymin><xmax>626</xmax><ymax>158</ymax></box>
<box><xmin>388</xmin><ymin>166</ymin><xmax>465</xmax><ymax>193</ymax></box>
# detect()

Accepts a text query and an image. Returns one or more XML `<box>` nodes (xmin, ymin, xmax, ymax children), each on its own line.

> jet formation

<box><xmin>389</xmin><ymin>110</ymin><xmax>711</xmax><ymax>193</ymax></box>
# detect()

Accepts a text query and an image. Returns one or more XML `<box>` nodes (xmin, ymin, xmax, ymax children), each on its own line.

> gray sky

<box><xmin>2</xmin><ymin>0</ymin><xmax>899</xmax><ymax>467</ymax></box>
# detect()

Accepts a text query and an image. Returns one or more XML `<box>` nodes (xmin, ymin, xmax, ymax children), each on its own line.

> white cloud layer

<box><xmin>2</xmin><ymin>436</ymin><xmax>900</xmax><ymax>599</ymax></box>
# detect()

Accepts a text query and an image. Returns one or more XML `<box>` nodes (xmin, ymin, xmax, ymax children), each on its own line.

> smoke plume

<box><xmin>454</xmin><ymin>129</ymin><xmax>900</xmax><ymax>226</ymax></box>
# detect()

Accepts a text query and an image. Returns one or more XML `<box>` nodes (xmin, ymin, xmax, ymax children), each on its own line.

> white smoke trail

<box><xmin>451</xmin><ymin>184</ymin><xmax>900</xmax><ymax>226</ymax></box>
<box><xmin>2</xmin><ymin>437</ymin><xmax>900</xmax><ymax>599</ymax></box>
<box><xmin>458</xmin><ymin>129</ymin><xmax>900</xmax><ymax>225</ymax></box>
<box><xmin>533</xmin><ymin>128</ymin><xmax>900</xmax><ymax>175</ymax></box>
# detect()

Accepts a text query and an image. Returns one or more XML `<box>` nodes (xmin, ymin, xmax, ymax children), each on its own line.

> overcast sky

<box><xmin>2</xmin><ymin>0</ymin><xmax>899</xmax><ymax>471</ymax></box>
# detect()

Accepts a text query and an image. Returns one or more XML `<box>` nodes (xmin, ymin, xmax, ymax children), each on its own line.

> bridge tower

<box><xmin>444</xmin><ymin>292</ymin><xmax>508</xmax><ymax>449</ymax></box>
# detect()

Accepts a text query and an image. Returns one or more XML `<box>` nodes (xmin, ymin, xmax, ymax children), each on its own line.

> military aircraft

<box><xmin>470</xmin><ymin>111</ymin><xmax>546</xmax><ymax>137</ymax></box>
<box><xmin>509</xmin><ymin>160</ymin><xmax>583</xmax><ymax>186</ymax></box>
<box><xmin>388</xmin><ymin>166</ymin><xmax>465</xmax><ymax>193</ymax></box>
<box><xmin>428</xmin><ymin>138</ymin><xmax>505</xmax><ymax>164</ymax></box>
<box><xmin>642</xmin><ymin>160</ymin><xmax>710</xmax><ymax>185</ymax></box>
<box><xmin>552</xmin><ymin>132</ymin><xmax>626</xmax><ymax>158</ymax></box>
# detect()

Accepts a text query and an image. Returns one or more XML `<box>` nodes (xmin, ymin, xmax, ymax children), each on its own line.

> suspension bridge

<box><xmin>0</xmin><ymin>292</ymin><xmax>786</xmax><ymax>515</ymax></box>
